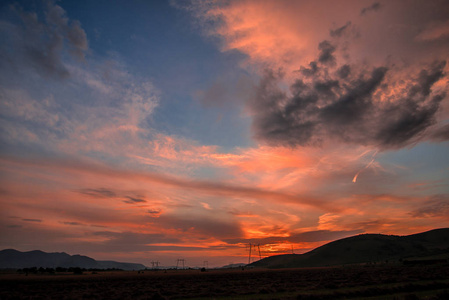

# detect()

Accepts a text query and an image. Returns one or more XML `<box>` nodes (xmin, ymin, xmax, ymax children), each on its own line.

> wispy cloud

<box><xmin>3</xmin><ymin>2</ymin><xmax>88</xmax><ymax>79</ymax></box>
<box><xmin>60</xmin><ymin>221</ymin><xmax>84</xmax><ymax>226</ymax></box>
<box><xmin>360</xmin><ymin>2</ymin><xmax>382</xmax><ymax>16</ymax></box>
<box><xmin>123</xmin><ymin>197</ymin><xmax>147</xmax><ymax>204</ymax></box>
<box><xmin>0</xmin><ymin>155</ymin><xmax>331</xmax><ymax>210</ymax></box>
<box><xmin>410</xmin><ymin>195</ymin><xmax>449</xmax><ymax>219</ymax></box>
<box><xmin>0</xmin><ymin>2</ymin><xmax>159</xmax><ymax>164</ymax></box>
<box><xmin>21</xmin><ymin>219</ymin><xmax>42</xmax><ymax>223</ymax></box>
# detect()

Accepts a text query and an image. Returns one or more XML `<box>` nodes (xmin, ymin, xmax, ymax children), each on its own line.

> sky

<box><xmin>0</xmin><ymin>0</ymin><xmax>448</xmax><ymax>268</ymax></box>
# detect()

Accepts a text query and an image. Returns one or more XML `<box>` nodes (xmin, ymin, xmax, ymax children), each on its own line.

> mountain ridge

<box><xmin>0</xmin><ymin>249</ymin><xmax>146</xmax><ymax>270</ymax></box>
<box><xmin>249</xmin><ymin>228</ymin><xmax>449</xmax><ymax>269</ymax></box>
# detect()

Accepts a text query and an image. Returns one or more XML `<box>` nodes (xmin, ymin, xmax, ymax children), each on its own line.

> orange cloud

<box><xmin>1</xmin><ymin>149</ymin><xmax>446</xmax><ymax>266</ymax></box>
<box><xmin>201</xmin><ymin>0</ymin><xmax>361</xmax><ymax>73</ymax></box>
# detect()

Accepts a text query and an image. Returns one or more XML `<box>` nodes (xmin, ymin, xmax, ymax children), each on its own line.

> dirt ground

<box><xmin>1</xmin><ymin>264</ymin><xmax>448</xmax><ymax>299</ymax></box>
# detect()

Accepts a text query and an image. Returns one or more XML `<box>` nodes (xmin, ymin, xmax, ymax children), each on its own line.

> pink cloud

<box><xmin>1</xmin><ymin>146</ymin><xmax>446</xmax><ymax>264</ymax></box>
<box><xmin>197</xmin><ymin>0</ymin><xmax>364</xmax><ymax>73</ymax></box>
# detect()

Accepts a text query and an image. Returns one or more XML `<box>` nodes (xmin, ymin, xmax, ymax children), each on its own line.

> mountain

<box><xmin>250</xmin><ymin>228</ymin><xmax>449</xmax><ymax>269</ymax></box>
<box><xmin>0</xmin><ymin>249</ymin><xmax>146</xmax><ymax>270</ymax></box>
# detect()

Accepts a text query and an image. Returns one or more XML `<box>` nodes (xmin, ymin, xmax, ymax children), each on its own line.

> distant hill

<box><xmin>0</xmin><ymin>249</ymin><xmax>146</xmax><ymax>270</ymax></box>
<box><xmin>250</xmin><ymin>228</ymin><xmax>449</xmax><ymax>269</ymax></box>
<box><xmin>220</xmin><ymin>263</ymin><xmax>246</xmax><ymax>269</ymax></box>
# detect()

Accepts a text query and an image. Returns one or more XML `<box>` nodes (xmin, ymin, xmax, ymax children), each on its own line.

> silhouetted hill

<box><xmin>0</xmin><ymin>249</ymin><xmax>146</xmax><ymax>270</ymax></box>
<box><xmin>220</xmin><ymin>263</ymin><xmax>246</xmax><ymax>269</ymax></box>
<box><xmin>250</xmin><ymin>228</ymin><xmax>449</xmax><ymax>268</ymax></box>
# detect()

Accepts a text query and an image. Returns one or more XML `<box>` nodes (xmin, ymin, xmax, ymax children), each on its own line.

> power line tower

<box><xmin>176</xmin><ymin>258</ymin><xmax>185</xmax><ymax>270</ymax></box>
<box><xmin>151</xmin><ymin>261</ymin><xmax>159</xmax><ymax>270</ymax></box>
<box><xmin>247</xmin><ymin>243</ymin><xmax>263</xmax><ymax>264</ymax></box>
<box><xmin>203</xmin><ymin>261</ymin><xmax>208</xmax><ymax>269</ymax></box>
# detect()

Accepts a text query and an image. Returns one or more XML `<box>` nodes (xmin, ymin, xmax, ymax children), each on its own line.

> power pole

<box><xmin>248</xmin><ymin>243</ymin><xmax>252</xmax><ymax>264</ymax></box>
<box><xmin>258</xmin><ymin>244</ymin><xmax>262</xmax><ymax>260</ymax></box>
<box><xmin>203</xmin><ymin>261</ymin><xmax>208</xmax><ymax>269</ymax></box>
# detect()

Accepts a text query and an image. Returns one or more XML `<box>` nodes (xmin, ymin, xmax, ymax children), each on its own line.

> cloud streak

<box><xmin>410</xmin><ymin>195</ymin><xmax>449</xmax><ymax>219</ymax></box>
<box><xmin>224</xmin><ymin>229</ymin><xmax>363</xmax><ymax>245</ymax></box>
<box><xmin>0</xmin><ymin>155</ymin><xmax>331</xmax><ymax>211</ymax></box>
<box><xmin>360</xmin><ymin>2</ymin><xmax>381</xmax><ymax>16</ymax></box>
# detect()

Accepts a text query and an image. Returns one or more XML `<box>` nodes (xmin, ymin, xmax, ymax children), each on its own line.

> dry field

<box><xmin>1</xmin><ymin>264</ymin><xmax>449</xmax><ymax>299</ymax></box>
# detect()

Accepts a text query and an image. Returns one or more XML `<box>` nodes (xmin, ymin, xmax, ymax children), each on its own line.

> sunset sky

<box><xmin>1</xmin><ymin>0</ymin><xmax>448</xmax><ymax>267</ymax></box>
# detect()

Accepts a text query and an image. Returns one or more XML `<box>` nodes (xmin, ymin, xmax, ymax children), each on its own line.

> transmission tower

<box><xmin>248</xmin><ymin>243</ymin><xmax>263</xmax><ymax>264</ymax></box>
<box><xmin>176</xmin><ymin>258</ymin><xmax>185</xmax><ymax>269</ymax></box>
<box><xmin>151</xmin><ymin>261</ymin><xmax>160</xmax><ymax>269</ymax></box>
<box><xmin>203</xmin><ymin>261</ymin><xmax>208</xmax><ymax>269</ymax></box>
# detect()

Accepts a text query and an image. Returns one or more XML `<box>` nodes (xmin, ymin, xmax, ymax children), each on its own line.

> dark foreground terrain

<box><xmin>250</xmin><ymin>228</ymin><xmax>449</xmax><ymax>269</ymax></box>
<box><xmin>1</xmin><ymin>264</ymin><xmax>449</xmax><ymax>299</ymax></box>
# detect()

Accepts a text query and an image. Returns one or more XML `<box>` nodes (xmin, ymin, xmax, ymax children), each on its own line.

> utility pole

<box><xmin>248</xmin><ymin>243</ymin><xmax>252</xmax><ymax>264</ymax></box>
<box><xmin>258</xmin><ymin>244</ymin><xmax>262</xmax><ymax>260</ymax></box>
<box><xmin>203</xmin><ymin>261</ymin><xmax>208</xmax><ymax>269</ymax></box>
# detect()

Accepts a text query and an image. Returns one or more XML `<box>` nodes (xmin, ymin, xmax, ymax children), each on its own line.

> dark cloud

<box><xmin>299</xmin><ymin>61</ymin><xmax>319</xmax><ymax>77</ymax></box>
<box><xmin>60</xmin><ymin>221</ymin><xmax>84</xmax><ymax>226</ymax></box>
<box><xmin>414</xmin><ymin>61</ymin><xmax>446</xmax><ymax>97</ymax></box>
<box><xmin>90</xmin><ymin>224</ymin><xmax>109</xmax><ymax>228</ymax></box>
<box><xmin>330</xmin><ymin>21</ymin><xmax>352</xmax><ymax>38</ymax></box>
<box><xmin>361</xmin><ymin>2</ymin><xmax>382</xmax><ymax>15</ymax></box>
<box><xmin>78</xmin><ymin>188</ymin><xmax>149</xmax><ymax>205</ymax></box>
<box><xmin>1</xmin><ymin>1</ymin><xmax>88</xmax><ymax>79</ymax></box>
<box><xmin>123</xmin><ymin>196</ymin><xmax>147</xmax><ymax>204</ymax></box>
<box><xmin>318</xmin><ymin>40</ymin><xmax>336</xmax><ymax>65</ymax></box>
<box><xmin>430</xmin><ymin>124</ymin><xmax>449</xmax><ymax>141</ymax></box>
<box><xmin>147</xmin><ymin>208</ymin><xmax>162</xmax><ymax>217</ymax></box>
<box><xmin>320</xmin><ymin>66</ymin><xmax>387</xmax><ymax>127</ymax></box>
<box><xmin>250</xmin><ymin>40</ymin><xmax>447</xmax><ymax>150</ymax></box>
<box><xmin>78</xmin><ymin>188</ymin><xmax>117</xmax><ymax>198</ymax></box>
<box><xmin>22</xmin><ymin>218</ymin><xmax>42</xmax><ymax>222</ymax></box>
<box><xmin>336</xmin><ymin>64</ymin><xmax>351</xmax><ymax>79</ymax></box>
<box><xmin>6</xmin><ymin>225</ymin><xmax>22</xmax><ymax>228</ymax></box>
<box><xmin>224</xmin><ymin>230</ymin><xmax>362</xmax><ymax>245</ymax></box>
<box><xmin>410</xmin><ymin>195</ymin><xmax>449</xmax><ymax>218</ymax></box>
